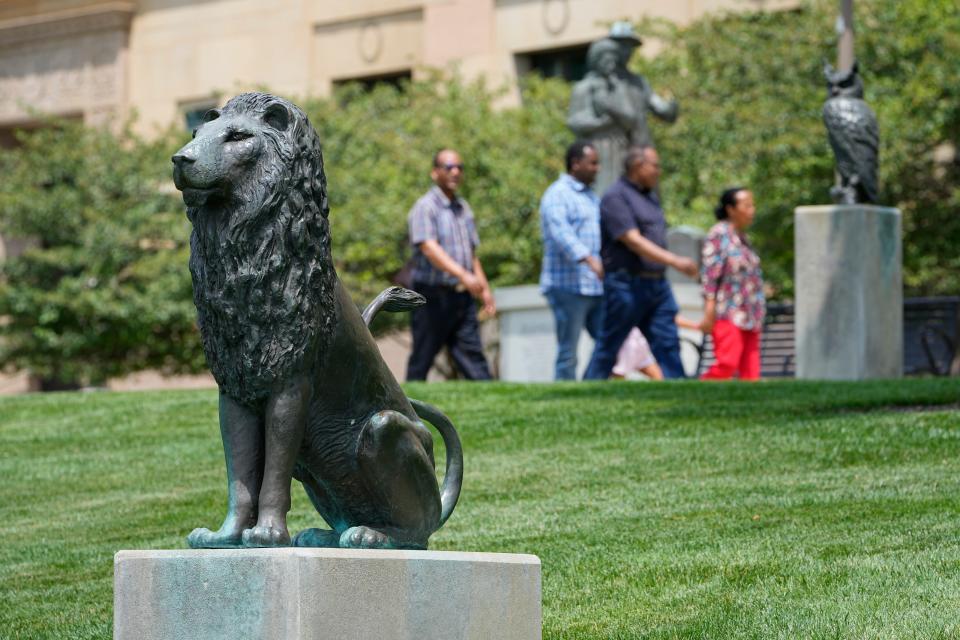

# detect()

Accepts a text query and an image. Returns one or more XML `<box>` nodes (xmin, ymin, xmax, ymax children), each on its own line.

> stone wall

<box><xmin>0</xmin><ymin>0</ymin><xmax>800</xmax><ymax>134</ymax></box>
<box><xmin>0</xmin><ymin>3</ymin><xmax>132</xmax><ymax>128</ymax></box>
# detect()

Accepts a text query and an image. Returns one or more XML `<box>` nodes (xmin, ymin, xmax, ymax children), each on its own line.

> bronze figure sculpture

<box><xmin>823</xmin><ymin>60</ymin><xmax>879</xmax><ymax>204</ymax></box>
<box><xmin>171</xmin><ymin>92</ymin><xmax>463</xmax><ymax>550</ymax></box>
<box><xmin>568</xmin><ymin>22</ymin><xmax>678</xmax><ymax>193</ymax></box>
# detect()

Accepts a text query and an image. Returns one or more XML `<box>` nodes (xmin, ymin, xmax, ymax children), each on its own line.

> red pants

<box><xmin>701</xmin><ymin>320</ymin><xmax>761</xmax><ymax>380</ymax></box>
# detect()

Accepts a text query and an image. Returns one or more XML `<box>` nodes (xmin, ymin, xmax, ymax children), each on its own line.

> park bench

<box><xmin>684</xmin><ymin>302</ymin><xmax>796</xmax><ymax>378</ymax></box>
<box><xmin>684</xmin><ymin>297</ymin><xmax>959</xmax><ymax>378</ymax></box>
<box><xmin>903</xmin><ymin>296</ymin><xmax>960</xmax><ymax>376</ymax></box>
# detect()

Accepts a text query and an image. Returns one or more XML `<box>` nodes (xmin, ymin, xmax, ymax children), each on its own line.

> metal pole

<box><xmin>838</xmin><ymin>0</ymin><xmax>855</xmax><ymax>71</ymax></box>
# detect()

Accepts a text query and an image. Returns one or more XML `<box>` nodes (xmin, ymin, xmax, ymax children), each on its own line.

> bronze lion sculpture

<box><xmin>171</xmin><ymin>92</ymin><xmax>462</xmax><ymax>550</ymax></box>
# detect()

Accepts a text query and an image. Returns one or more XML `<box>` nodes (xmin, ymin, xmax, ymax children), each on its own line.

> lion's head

<box><xmin>173</xmin><ymin>92</ymin><xmax>329</xmax><ymax>228</ymax></box>
<box><xmin>172</xmin><ymin>93</ymin><xmax>336</xmax><ymax>407</ymax></box>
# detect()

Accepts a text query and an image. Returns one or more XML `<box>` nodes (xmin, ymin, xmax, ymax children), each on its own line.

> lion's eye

<box><xmin>225</xmin><ymin>130</ymin><xmax>253</xmax><ymax>142</ymax></box>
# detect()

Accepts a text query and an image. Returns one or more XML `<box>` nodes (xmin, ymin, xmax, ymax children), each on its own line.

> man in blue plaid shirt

<box><xmin>539</xmin><ymin>141</ymin><xmax>605</xmax><ymax>380</ymax></box>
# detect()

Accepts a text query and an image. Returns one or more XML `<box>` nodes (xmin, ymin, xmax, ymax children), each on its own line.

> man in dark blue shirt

<box><xmin>584</xmin><ymin>145</ymin><xmax>698</xmax><ymax>379</ymax></box>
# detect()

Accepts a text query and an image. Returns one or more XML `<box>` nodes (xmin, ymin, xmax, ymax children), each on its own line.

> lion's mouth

<box><xmin>181</xmin><ymin>187</ymin><xmax>221</xmax><ymax>207</ymax></box>
<box><xmin>172</xmin><ymin>163</ymin><xmax>224</xmax><ymax>207</ymax></box>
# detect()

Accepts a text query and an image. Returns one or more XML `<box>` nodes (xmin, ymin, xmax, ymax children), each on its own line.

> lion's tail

<box><xmin>362</xmin><ymin>286</ymin><xmax>425</xmax><ymax>326</ymax></box>
<box><xmin>409</xmin><ymin>398</ymin><xmax>463</xmax><ymax>528</ymax></box>
<box><xmin>366</xmin><ymin>289</ymin><xmax>461</xmax><ymax>528</ymax></box>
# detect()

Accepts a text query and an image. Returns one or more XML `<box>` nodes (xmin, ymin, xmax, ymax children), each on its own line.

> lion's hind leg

<box><xmin>292</xmin><ymin>528</ymin><xmax>341</xmax><ymax>547</ymax></box>
<box><xmin>343</xmin><ymin>410</ymin><xmax>442</xmax><ymax>549</ymax></box>
<box><xmin>339</xmin><ymin>525</ymin><xmax>414</xmax><ymax>550</ymax></box>
<box><xmin>291</xmin><ymin>469</ymin><xmax>341</xmax><ymax>548</ymax></box>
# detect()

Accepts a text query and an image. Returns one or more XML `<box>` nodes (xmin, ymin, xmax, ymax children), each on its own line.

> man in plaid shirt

<box><xmin>406</xmin><ymin>148</ymin><xmax>495</xmax><ymax>381</ymax></box>
<box><xmin>539</xmin><ymin>141</ymin><xmax>605</xmax><ymax>380</ymax></box>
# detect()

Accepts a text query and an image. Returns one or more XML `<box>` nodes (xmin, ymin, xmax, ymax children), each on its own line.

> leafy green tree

<box><xmin>636</xmin><ymin>0</ymin><xmax>960</xmax><ymax>296</ymax></box>
<box><xmin>302</xmin><ymin>74</ymin><xmax>571</xmax><ymax>331</ymax></box>
<box><xmin>0</xmin><ymin>120</ymin><xmax>203</xmax><ymax>388</ymax></box>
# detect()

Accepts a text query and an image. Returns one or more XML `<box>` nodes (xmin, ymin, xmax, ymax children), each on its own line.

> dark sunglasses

<box><xmin>437</xmin><ymin>163</ymin><xmax>464</xmax><ymax>172</ymax></box>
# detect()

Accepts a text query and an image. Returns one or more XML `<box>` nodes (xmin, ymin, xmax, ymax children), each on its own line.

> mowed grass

<box><xmin>1</xmin><ymin>379</ymin><xmax>959</xmax><ymax>639</ymax></box>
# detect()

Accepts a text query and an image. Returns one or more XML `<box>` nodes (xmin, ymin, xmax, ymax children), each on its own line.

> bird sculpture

<box><xmin>823</xmin><ymin>60</ymin><xmax>879</xmax><ymax>204</ymax></box>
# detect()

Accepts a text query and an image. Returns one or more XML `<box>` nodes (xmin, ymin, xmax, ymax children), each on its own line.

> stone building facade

<box><xmin>0</xmin><ymin>0</ymin><xmax>796</xmax><ymax>137</ymax></box>
<box><xmin>0</xmin><ymin>2</ymin><xmax>132</xmax><ymax>136</ymax></box>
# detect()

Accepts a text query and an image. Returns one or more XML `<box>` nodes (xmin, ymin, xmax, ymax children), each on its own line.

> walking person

<box><xmin>700</xmin><ymin>187</ymin><xmax>766</xmax><ymax>380</ymax></box>
<box><xmin>611</xmin><ymin>327</ymin><xmax>663</xmax><ymax>380</ymax></box>
<box><xmin>583</xmin><ymin>145</ymin><xmax>698</xmax><ymax>380</ymax></box>
<box><xmin>539</xmin><ymin>141</ymin><xmax>605</xmax><ymax>380</ymax></box>
<box><xmin>406</xmin><ymin>149</ymin><xmax>495</xmax><ymax>381</ymax></box>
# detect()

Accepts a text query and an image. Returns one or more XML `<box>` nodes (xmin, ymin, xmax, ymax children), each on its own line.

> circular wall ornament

<box><xmin>358</xmin><ymin>21</ymin><xmax>383</xmax><ymax>64</ymax></box>
<box><xmin>542</xmin><ymin>0</ymin><xmax>570</xmax><ymax>36</ymax></box>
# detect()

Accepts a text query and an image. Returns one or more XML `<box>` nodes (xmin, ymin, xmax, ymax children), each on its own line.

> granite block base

<box><xmin>114</xmin><ymin>548</ymin><xmax>541</xmax><ymax>640</ymax></box>
<box><xmin>794</xmin><ymin>204</ymin><xmax>903</xmax><ymax>380</ymax></box>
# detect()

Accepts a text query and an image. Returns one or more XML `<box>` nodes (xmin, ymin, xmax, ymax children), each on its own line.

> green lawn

<box><xmin>1</xmin><ymin>379</ymin><xmax>959</xmax><ymax>639</ymax></box>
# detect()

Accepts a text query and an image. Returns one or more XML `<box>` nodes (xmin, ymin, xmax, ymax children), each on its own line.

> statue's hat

<box><xmin>609</xmin><ymin>21</ymin><xmax>642</xmax><ymax>46</ymax></box>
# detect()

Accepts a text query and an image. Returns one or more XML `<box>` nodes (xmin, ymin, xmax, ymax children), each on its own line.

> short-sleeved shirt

<box><xmin>599</xmin><ymin>177</ymin><xmax>668</xmax><ymax>275</ymax></box>
<box><xmin>538</xmin><ymin>173</ymin><xmax>603</xmax><ymax>296</ymax></box>
<box><xmin>408</xmin><ymin>186</ymin><xmax>480</xmax><ymax>286</ymax></box>
<box><xmin>701</xmin><ymin>221</ymin><xmax>766</xmax><ymax>331</ymax></box>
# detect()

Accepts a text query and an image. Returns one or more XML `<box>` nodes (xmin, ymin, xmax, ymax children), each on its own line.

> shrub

<box><xmin>0</xmin><ymin>120</ymin><xmax>202</xmax><ymax>386</ymax></box>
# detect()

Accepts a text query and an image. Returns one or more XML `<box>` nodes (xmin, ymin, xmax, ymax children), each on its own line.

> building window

<box><xmin>181</xmin><ymin>100</ymin><xmax>219</xmax><ymax>132</ymax></box>
<box><xmin>333</xmin><ymin>70</ymin><xmax>412</xmax><ymax>92</ymax></box>
<box><xmin>0</xmin><ymin>127</ymin><xmax>21</xmax><ymax>149</ymax></box>
<box><xmin>518</xmin><ymin>44</ymin><xmax>590</xmax><ymax>82</ymax></box>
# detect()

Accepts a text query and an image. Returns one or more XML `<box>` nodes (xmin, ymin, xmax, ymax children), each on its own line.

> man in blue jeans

<box><xmin>539</xmin><ymin>141</ymin><xmax>605</xmax><ymax>380</ymax></box>
<box><xmin>584</xmin><ymin>145</ymin><xmax>698</xmax><ymax>380</ymax></box>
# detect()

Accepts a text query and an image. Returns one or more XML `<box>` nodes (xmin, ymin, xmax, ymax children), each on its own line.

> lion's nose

<box><xmin>171</xmin><ymin>153</ymin><xmax>194</xmax><ymax>166</ymax></box>
<box><xmin>171</xmin><ymin>142</ymin><xmax>197</xmax><ymax>167</ymax></box>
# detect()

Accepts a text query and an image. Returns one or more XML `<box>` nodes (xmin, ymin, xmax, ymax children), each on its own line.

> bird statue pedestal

<box><xmin>794</xmin><ymin>204</ymin><xmax>902</xmax><ymax>380</ymax></box>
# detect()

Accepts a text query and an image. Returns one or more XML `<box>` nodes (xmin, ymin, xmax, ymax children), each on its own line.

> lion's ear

<box><xmin>263</xmin><ymin>103</ymin><xmax>290</xmax><ymax>132</ymax></box>
<box><xmin>202</xmin><ymin>109</ymin><xmax>221</xmax><ymax>123</ymax></box>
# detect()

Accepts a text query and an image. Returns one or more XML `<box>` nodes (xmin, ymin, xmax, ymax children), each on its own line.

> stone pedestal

<box><xmin>494</xmin><ymin>226</ymin><xmax>707</xmax><ymax>382</ymax></box>
<box><xmin>115</xmin><ymin>548</ymin><xmax>541</xmax><ymax>640</ymax></box>
<box><xmin>494</xmin><ymin>284</ymin><xmax>705</xmax><ymax>381</ymax></box>
<box><xmin>494</xmin><ymin>285</ymin><xmax>589</xmax><ymax>381</ymax></box>
<box><xmin>794</xmin><ymin>205</ymin><xmax>902</xmax><ymax>379</ymax></box>
<box><xmin>665</xmin><ymin>225</ymin><xmax>706</xmax><ymax>287</ymax></box>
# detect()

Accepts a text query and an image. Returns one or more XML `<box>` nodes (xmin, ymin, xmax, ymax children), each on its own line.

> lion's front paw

<box><xmin>187</xmin><ymin>527</ymin><xmax>244</xmax><ymax>549</ymax></box>
<box><xmin>339</xmin><ymin>526</ymin><xmax>396</xmax><ymax>549</ymax></box>
<box><xmin>241</xmin><ymin>523</ymin><xmax>291</xmax><ymax>547</ymax></box>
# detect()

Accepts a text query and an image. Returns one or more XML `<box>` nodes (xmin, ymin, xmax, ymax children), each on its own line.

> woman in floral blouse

<box><xmin>700</xmin><ymin>187</ymin><xmax>765</xmax><ymax>380</ymax></box>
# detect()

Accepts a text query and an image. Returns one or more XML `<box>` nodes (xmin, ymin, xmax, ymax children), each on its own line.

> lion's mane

<box><xmin>186</xmin><ymin>93</ymin><xmax>335</xmax><ymax>407</ymax></box>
